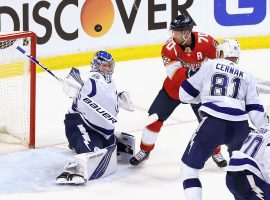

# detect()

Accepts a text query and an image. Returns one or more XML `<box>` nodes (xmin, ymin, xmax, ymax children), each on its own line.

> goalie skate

<box><xmin>55</xmin><ymin>172</ymin><xmax>86</xmax><ymax>185</ymax></box>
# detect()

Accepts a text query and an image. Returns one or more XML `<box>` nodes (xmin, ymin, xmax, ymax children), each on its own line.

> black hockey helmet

<box><xmin>170</xmin><ymin>15</ymin><xmax>194</xmax><ymax>31</ymax></box>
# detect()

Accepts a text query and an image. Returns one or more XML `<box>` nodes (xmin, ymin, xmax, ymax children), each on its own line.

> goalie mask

<box><xmin>91</xmin><ymin>51</ymin><xmax>115</xmax><ymax>83</ymax></box>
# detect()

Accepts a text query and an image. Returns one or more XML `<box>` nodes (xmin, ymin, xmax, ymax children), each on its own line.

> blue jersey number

<box><xmin>243</xmin><ymin>135</ymin><xmax>264</xmax><ymax>158</ymax></box>
<box><xmin>210</xmin><ymin>73</ymin><xmax>241</xmax><ymax>98</ymax></box>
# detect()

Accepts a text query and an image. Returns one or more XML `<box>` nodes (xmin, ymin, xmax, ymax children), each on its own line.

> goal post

<box><xmin>0</xmin><ymin>31</ymin><xmax>36</xmax><ymax>148</ymax></box>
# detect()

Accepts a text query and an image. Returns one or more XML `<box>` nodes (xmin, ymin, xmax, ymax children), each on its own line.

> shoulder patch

<box><xmin>92</xmin><ymin>74</ymin><xmax>100</xmax><ymax>79</ymax></box>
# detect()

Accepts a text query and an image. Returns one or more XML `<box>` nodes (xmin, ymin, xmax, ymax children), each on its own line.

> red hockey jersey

<box><xmin>161</xmin><ymin>32</ymin><xmax>218</xmax><ymax>100</ymax></box>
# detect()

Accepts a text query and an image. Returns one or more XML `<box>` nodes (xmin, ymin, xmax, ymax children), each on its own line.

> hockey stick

<box><xmin>16</xmin><ymin>46</ymin><xmax>158</xmax><ymax>128</ymax></box>
<box><xmin>16</xmin><ymin>46</ymin><xmax>64</xmax><ymax>83</ymax></box>
<box><xmin>16</xmin><ymin>45</ymin><xmax>118</xmax><ymax>125</ymax></box>
<box><xmin>257</xmin><ymin>84</ymin><xmax>270</xmax><ymax>94</ymax></box>
<box><xmin>119</xmin><ymin>113</ymin><xmax>159</xmax><ymax>133</ymax></box>
<box><xmin>257</xmin><ymin>80</ymin><xmax>270</xmax><ymax>87</ymax></box>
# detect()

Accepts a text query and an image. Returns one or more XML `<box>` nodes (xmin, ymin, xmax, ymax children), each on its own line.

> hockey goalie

<box><xmin>55</xmin><ymin>51</ymin><xmax>135</xmax><ymax>185</ymax></box>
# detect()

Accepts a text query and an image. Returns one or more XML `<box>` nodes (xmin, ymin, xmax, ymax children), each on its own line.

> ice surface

<box><xmin>1</xmin><ymin>49</ymin><xmax>270</xmax><ymax>200</ymax></box>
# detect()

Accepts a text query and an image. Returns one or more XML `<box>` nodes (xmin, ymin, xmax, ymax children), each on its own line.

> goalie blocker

<box><xmin>55</xmin><ymin>132</ymin><xmax>135</xmax><ymax>185</ymax></box>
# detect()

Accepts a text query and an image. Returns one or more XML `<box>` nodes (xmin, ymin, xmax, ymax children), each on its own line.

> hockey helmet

<box><xmin>91</xmin><ymin>50</ymin><xmax>115</xmax><ymax>82</ymax></box>
<box><xmin>216</xmin><ymin>39</ymin><xmax>240</xmax><ymax>59</ymax></box>
<box><xmin>170</xmin><ymin>15</ymin><xmax>194</xmax><ymax>31</ymax></box>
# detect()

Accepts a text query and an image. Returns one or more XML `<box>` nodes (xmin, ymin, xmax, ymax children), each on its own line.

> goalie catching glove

<box><xmin>117</xmin><ymin>91</ymin><xmax>135</xmax><ymax>111</ymax></box>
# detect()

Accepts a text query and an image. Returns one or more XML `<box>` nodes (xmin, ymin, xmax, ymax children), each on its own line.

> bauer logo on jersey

<box><xmin>162</xmin><ymin>55</ymin><xmax>171</xmax><ymax>65</ymax></box>
<box><xmin>82</xmin><ymin>97</ymin><xmax>117</xmax><ymax>124</ymax></box>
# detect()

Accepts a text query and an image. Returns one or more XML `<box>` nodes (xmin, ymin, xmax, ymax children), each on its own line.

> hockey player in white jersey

<box><xmin>178</xmin><ymin>39</ymin><xmax>269</xmax><ymax>200</ymax></box>
<box><xmin>55</xmin><ymin>51</ymin><xmax>135</xmax><ymax>185</ymax></box>
<box><xmin>226</xmin><ymin>122</ymin><xmax>270</xmax><ymax>200</ymax></box>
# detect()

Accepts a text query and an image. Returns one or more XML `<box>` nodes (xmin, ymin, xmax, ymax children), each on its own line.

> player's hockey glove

<box><xmin>186</xmin><ymin>68</ymin><xmax>199</xmax><ymax>78</ymax></box>
<box><xmin>248</xmin><ymin>127</ymin><xmax>256</xmax><ymax>133</ymax></box>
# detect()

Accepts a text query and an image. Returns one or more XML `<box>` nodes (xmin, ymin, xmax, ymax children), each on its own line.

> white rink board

<box><xmin>0</xmin><ymin>1</ymin><xmax>269</xmax><ymax>56</ymax></box>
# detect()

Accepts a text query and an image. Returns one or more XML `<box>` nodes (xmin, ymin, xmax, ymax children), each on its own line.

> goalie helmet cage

<box><xmin>0</xmin><ymin>31</ymin><xmax>36</xmax><ymax>148</ymax></box>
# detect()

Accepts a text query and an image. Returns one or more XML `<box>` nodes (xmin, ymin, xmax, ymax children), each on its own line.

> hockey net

<box><xmin>0</xmin><ymin>32</ymin><xmax>36</xmax><ymax>148</ymax></box>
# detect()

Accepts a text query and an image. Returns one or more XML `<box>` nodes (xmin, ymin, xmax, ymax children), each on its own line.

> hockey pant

<box><xmin>226</xmin><ymin>170</ymin><xmax>270</xmax><ymax>200</ymax></box>
<box><xmin>182</xmin><ymin>115</ymin><xmax>249</xmax><ymax>169</ymax></box>
<box><xmin>64</xmin><ymin>113</ymin><xmax>116</xmax><ymax>154</ymax></box>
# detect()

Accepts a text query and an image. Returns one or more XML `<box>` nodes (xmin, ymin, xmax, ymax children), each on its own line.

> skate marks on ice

<box><xmin>0</xmin><ymin>147</ymin><xmax>75</xmax><ymax>193</ymax></box>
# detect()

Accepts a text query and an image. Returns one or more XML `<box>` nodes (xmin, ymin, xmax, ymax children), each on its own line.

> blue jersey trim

<box><xmin>181</xmin><ymin>80</ymin><xmax>200</xmax><ymax>98</ymax></box>
<box><xmin>229</xmin><ymin>158</ymin><xmax>260</xmax><ymax>171</ymax></box>
<box><xmin>203</xmin><ymin>102</ymin><xmax>247</xmax><ymax>116</ymax></box>
<box><xmin>87</xmin><ymin>78</ymin><xmax>97</xmax><ymax>97</ymax></box>
<box><xmin>246</xmin><ymin>104</ymin><xmax>264</xmax><ymax>112</ymax></box>
<box><xmin>71</xmin><ymin>110</ymin><xmax>114</xmax><ymax>137</ymax></box>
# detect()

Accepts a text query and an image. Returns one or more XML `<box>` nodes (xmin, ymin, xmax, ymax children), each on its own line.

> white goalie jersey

<box><xmin>69</xmin><ymin>71</ymin><xmax>119</xmax><ymax>136</ymax></box>
<box><xmin>63</xmin><ymin>69</ymin><xmax>135</xmax><ymax>137</ymax></box>
<box><xmin>227</xmin><ymin>123</ymin><xmax>270</xmax><ymax>184</ymax></box>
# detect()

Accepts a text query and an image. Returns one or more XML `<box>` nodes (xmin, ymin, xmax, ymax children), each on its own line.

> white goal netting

<box><xmin>0</xmin><ymin>34</ymin><xmax>34</xmax><ymax>146</ymax></box>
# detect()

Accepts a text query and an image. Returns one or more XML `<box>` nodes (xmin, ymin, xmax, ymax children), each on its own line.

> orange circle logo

<box><xmin>81</xmin><ymin>0</ymin><xmax>115</xmax><ymax>37</ymax></box>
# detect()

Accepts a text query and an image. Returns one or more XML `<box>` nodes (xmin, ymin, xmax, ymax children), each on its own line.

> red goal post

<box><xmin>0</xmin><ymin>31</ymin><xmax>36</xmax><ymax>148</ymax></box>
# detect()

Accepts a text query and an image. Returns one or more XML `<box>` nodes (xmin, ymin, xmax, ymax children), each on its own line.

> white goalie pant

<box><xmin>74</xmin><ymin>144</ymin><xmax>117</xmax><ymax>181</ymax></box>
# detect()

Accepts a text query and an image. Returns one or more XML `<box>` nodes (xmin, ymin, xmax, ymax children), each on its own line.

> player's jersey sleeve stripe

<box><xmin>181</xmin><ymin>80</ymin><xmax>200</xmax><ymax>98</ymax></box>
<box><xmin>88</xmin><ymin>78</ymin><xmax>97</xmax><ymax>97</ymax></box>
<box><xmin>246</xmin><ymin>104</ymin><xmax>264</xmax><ymax>112</ymax></box>
<box><xmin>203</xmin><ymin>102</ymin><xmax>246</xmax><ymax>116</ymax></box>
<box><xmin>229</xmin><ymin>158</ymin><xmax>260</xmax><ymax>171</ymax></box>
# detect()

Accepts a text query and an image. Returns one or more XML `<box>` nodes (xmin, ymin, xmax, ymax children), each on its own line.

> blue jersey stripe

<box><xmin>203</xmin><ymin>102</ymin><xmax>247</xmax><ymax>116</ymax></box>
<box><xmin>87</xmin><ymin>78</ymin><xmax>97</xmax><ymax>97</ymax></box>
<box><xmin>229</xmin><ymin>158</ymin><xmax>260</xmax><ymax>171</ymax></box>
<box><xmin>181</xmin><ymin>80</ymin><xmax>200</xmax><ymax>98</ymax></box>
<box><xmin>246</xmin><ymin>104</ymin><xmax>264</xmax><ymax>112</ymax></box>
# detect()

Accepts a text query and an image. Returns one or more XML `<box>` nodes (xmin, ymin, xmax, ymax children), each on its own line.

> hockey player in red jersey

<box><xmin>130</xmin><ymin>14</ymin><xmax>227</xmax><ymax>167</ymax></box>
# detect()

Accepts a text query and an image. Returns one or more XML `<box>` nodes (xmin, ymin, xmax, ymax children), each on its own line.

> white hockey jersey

<box><xmin>69</xmin><ymin>72</ymin><xmax>118</xmax><ymax>139</ymax></box>
<box><xmin>227</xmin><ymin>123</ymin><xmax>270</xmax><ymax>184</ymax></box>
<box><xmin>179</xmin><ymin>58</ymin><xmax>267</xmax><ymax>128</ymax></box>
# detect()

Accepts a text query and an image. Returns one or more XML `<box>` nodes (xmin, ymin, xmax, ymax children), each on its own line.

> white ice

<box><xmin>0</xmin><ymin>49</ymin><xmax>270</xmax><ymax>200</ymax></box>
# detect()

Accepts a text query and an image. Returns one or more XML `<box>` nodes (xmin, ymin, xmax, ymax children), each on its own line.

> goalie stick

<box><xmin>16</xmin><ymin>45</ymin><xmax>159</xmax><ymax>128</ymax></box>
<box><xmin>16</xmin><ymin>46</ymin><xmax>64</xmax><ymax>83</ymax></box>
<box><xmin>16</xmin><ymin>45</ymin><xmax>118</xmax><ymax>125</ymax></box>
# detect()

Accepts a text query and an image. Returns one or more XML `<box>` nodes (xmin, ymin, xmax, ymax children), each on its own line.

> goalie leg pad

<box><xmin>117</xmin><ymin>132</ymin><xmax>135</xmax><ymax>162</ymax></box>
<box><xmin>75</xmin><ymin>144</ymin><xmax>117</xmax><ymax>181</ymax></box>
